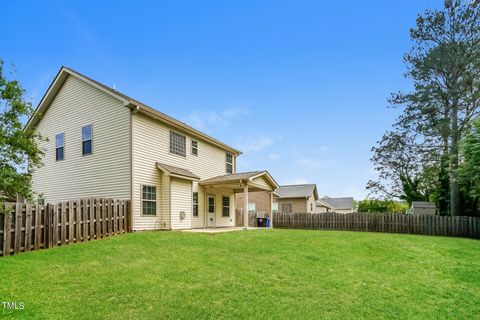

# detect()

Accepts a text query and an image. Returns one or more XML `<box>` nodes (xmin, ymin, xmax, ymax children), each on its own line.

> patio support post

<box><xmin>243</xmin><ymin>184</ymin><xmax>249</xmax><ymax>229</ymax></box>
<box><xmin>270</xmin><ymin>192</ymin><xmax>274</xmax><ymax>229</ymax></box>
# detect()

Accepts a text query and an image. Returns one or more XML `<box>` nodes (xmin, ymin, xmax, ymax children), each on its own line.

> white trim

<box><xmin>140</xmin><ymin>184</ymin><xmax>158</xmax><ymax>217</ymax></box>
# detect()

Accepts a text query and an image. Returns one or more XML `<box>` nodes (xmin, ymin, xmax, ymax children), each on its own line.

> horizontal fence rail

<box><xmin>0</xmin><ymin>198</ymin><xmax>131</xmax><ymax>257</ymax></box>
<box><xmin>272</xmin><ymin>212</ymin><xmax>480</xmax><ymax>239</ymax></box>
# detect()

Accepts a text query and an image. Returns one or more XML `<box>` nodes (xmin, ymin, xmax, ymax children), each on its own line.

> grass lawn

<box><xmin>0</xmin><ymin>229</ymin><xmax>479</xmax><ymax>319</ymax></box>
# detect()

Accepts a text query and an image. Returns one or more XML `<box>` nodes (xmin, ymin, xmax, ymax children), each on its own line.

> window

<box><xmin>272</xmin><ymin>203</ymin><xmax>279</xmax><ymax>213</ymax></box>
<box><xmin>282</xmin><ymin>203</ymin><xmax>293</xmax><ymax>214</ymax></box>
<box><xmin>55</xmin><ymin>133</ymin><xmax>64</xmax><ymax>161</ymax></box>
<box><xmin>311</xmin><ymin>203</ymin><xmax>313</xmax><ymax>212</ymax></box>
<box><xmin>222</xmin><ymin>196</ymin><xmax>230</xmax><ymax>217</ymax></box>
<box><xmin>142</xmin><ymin>185</ymin><xmax>157</xmax><ymax>215</ymax></box>
<box><xmin>248</xmin><ymin>203</ymin><xmax>256</xmax><ymax>214</ymax></box>
<box><xmin>170</xmin><ymin>131</ymin><xmax>186</xmax><ymax>157</ymax></box>
<box><xmin>191</xmin><ymin>140</ymin><xmax>198</xmax><ymax>156</ymax></box>
<box><xmin>226</xmin><ymin>153</ymin><xmax>233</xmax><ymax>174</ymax></box>
<box><xmin>193</xmin><ymin>192</ymin><xmax>199</xmax><ymax>217</ymax></box>
<box><xmin>82</xmin><ymin>124</ymin><xmax>92</xmax><ymax>155</ymax></box>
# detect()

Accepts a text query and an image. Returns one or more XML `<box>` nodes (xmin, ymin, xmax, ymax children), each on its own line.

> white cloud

<box><xmin>268</xmin><ymin>153</ymin><xmax>281</xmax><ymax>161</ymax></box>
<box><xmin>236</xmin><ymin>132</ymin><xmax>282</xmax><ymax>153</ymax></box>
<box><xmin>295</xmin><ymin>158</ymin><xmax>335</xmax><ymax>169</ymax></box>
<box><xmin>185</xmin><ymin>106</ymin><xmax>248</xmax><ymax>131</ymax></box>
<box><xmin>286</xmin><ymin>178</ymin><xmax>310</xmax><ymax>185</ymax></box>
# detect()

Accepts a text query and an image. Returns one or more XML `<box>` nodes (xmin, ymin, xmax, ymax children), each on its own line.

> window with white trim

<box><xmin>226</xmin><ymin>153</ymin><xmax>233</xmax><ymax>174</ymax></box>
<box><xmin>55</xmin><ymin>133</ymin><xmax>64</xmax><ymax>161</ymax></box>
<box><xmin>191</xmin><ymin>140</ymin><xmax>198</xmax><ymax>156</ymax></box>
<box><xmin>222</xmin><ymin>196</ymin><xmax>230</xmax><ymax>217</ymax></box>
<box><xmin>193</xmin><ymin>192</ymin><xmax>199</xmax><ymax>217</ymax></box>
<box><xmin>272</xmin><ymin>203</ymin><xmax>279</xmax><ymax>213</ymax></box>
<box><xmin>142</xmin><ymin>185</ymin><xmax>157</xmax><ymax>216</ymax></box>
<box><xmin>82</xmin><ymin>124</ymin><xmax>92</xmax><ymax>155</ymax></box>
<box><xmin>170</xmin><ymin>131</ymin><xmax>186</xmax><ymax>157</ymax></box>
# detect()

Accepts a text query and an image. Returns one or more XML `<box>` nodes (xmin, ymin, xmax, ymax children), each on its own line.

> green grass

<box><xmin>0</xmin><ymin>230</ymin><xmax>479</xmax><ymax>319</ymax></box>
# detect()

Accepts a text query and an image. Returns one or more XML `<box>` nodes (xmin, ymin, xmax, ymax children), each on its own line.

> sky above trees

<box><xmin>1</xmin><ymin>0</ymin><xmax>444</xmax><ymax>199</ymax></box>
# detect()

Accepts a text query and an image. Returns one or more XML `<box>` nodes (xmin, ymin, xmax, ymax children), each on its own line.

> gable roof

<box><xmin>26</xmin><ymin>66</ymin><xmax>241</xmax><ymax>155</ymax></box>
<box><xmin>320</xmin><ymin>197</ymin><xmax>354</xmax><ymax>210</ymax></box>
<box><xmin>156</xmin><ymin>163</ymin><xmax>200</xmax><ymax>181</ymax></box>
<box><xmin>275</xmin><ymin>184</ymin><xmax>319</xmax><ymax>200</ymax></box>
<box><xmin>200</xmin><ymin>171</ymin><xmax>279</xmax><ymax>190</ymax></box>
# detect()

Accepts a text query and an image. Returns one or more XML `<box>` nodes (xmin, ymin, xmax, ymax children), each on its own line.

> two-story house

<box><xmin>27</xmin><ymin>67</ymin><xmax>278</xmax><ymax>231</ymax></box>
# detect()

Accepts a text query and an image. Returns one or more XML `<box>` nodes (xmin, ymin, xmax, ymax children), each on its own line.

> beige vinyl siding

<box><xmin>132</xmin><ymin>112</ymin><xmax>234</xmax><ymax>230</ymax></box>
<box><xmin>31</xmin><ymin>75</ymin><xmax>131</xmax><ymax>203</ymax></box>
<box><xmin>250</xmin><ymin>176</ymin><xmax>272</xmax><ymax>190</ymax></box>
<box><xmin>170</xmin><ymin>178</ymin><xmax>193</xmax><ymax>230</ymax></box>
<box><xmin>306</xmin><ymin>195</ymin><xmax>317</xmax><ymax>213</ymax></box>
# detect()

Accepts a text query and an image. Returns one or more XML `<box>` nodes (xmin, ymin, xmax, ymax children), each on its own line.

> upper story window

<box><xmin>191</xmin><ymin>140</ymin><xmax>198</xmax><ymax>156</ymax></box>
<box><xmin>82</xmin><ymin>124</ymin><xmax>92</xmax><ymax>155</ymax></box>
<box><xmin>170</xmin><ymin>131</ymin><xmax>186</xmax><ymax>157</ymax></box>
<box><xmin>226</xmin><ymin>153</ymin><xmax>233</xmax><ymax>174</ymax></box>
<box><xmin>55</xmin><ymin>133</ymin><xmax>64</xmax><ymax>161</ymax></box>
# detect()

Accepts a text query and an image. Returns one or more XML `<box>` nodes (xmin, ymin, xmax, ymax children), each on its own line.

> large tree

<box><xmin>374</xmin><ymin>0</ymin><xmax>480</xmax><ymax>215</ymax></box>
<box><xmin>0</xmin><ymin>60</ymin><xmax>44</xmax><ymax>202</ymax></box>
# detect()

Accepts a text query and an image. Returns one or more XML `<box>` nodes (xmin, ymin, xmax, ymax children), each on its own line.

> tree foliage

<box><xmin>0</xmin><ymin>60</ymin><xmax>44</xmax><ymax>201</ymax></box>
<box><xmin>357</xmin><ymin>200</ymin><xmax>410</xmax><ymax>214</ymax></box>
<box><xmin>369</xmin><ymin>0</ymin><xmax>480</xmax><ymax>216</ymax></box>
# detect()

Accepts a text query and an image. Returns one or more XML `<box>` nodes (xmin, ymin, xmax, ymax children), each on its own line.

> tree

<box><xmin>367</xmin><ymin>129</ymin><xmax>435</xmax><ymax>203</ymax></box>
<box><xmin>384</xmin><ymin>0</ymin><xmax>480</xmax><ymax>215</ymax></box>
<box><xmin>460</xmin><ymin>119</ymin><xmax>480</xmax><ymax>208</ymax></box>
<box><xmin>0</xmin><ymin>60</ymin><xmax>45</xmax><ymax>202</ymax></box>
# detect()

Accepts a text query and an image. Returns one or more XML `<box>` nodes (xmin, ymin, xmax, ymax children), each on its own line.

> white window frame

<box><xmin>222</xmin><ymin>196</ymin><xmax>230</xmax><ymax>217</ymax></box>
<box><xmin>55</xmin><ymin>132</ymin><xmax>65</xmax><ymax>161</ymax></box>
<box><xmin>82</xmin><ymin>124</ymin><xmax>93</xmax><ymax>156</ymax></box>
<box><xmin>141</xmin><ymin>185</ymin><xmax>157</xmax><ymax>216</ymax></box>
<box><xmin>170</xmin><ymin>131</ymin><xmax>186</xmax><ymax>157</ymax></box>
<box><xmin>191</xmin><ymin>140</ymin><xmax>198</xmax><ymax>156</ymax></box>
<box><xmin>193</xmin><ymin>192</ymin><xmax>199</xmax><ymax>217</ymax></box>
<box><xmin>226</xmin><ymin>153</ymin><xmax>233</xmax><ymax>174</ymax></box>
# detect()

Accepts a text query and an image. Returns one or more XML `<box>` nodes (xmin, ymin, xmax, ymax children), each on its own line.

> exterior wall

<box><xmin>277</xmin><ymin>198</ymin><xmax>308</xmax><ymax>213</ymax></box>
<box><xmin>306</xmin><ymin>195</ymin><xmax>318</xmax><ymax>213</ymax></box>
<box><xmin>171</xmin><ymin>178</ymin><xmax>193</xmax><ymax>230</ymax></box>
<box><xmin>209</xmin><ymin>189</ymin><xmax>235</xmax><ymax>228</ymax></box>
<box><xmin>31</xmin><ymin>75</ymin><xmax>131</xmax><ymax>203</ymax></box>
<box><xmin>132</xmin><ymin>112</ymin><xmax>235</xmax><ymax>230</ymax></box>
<box><xmin>235</xmin><ymin>191</ymin><xmax>273</xmax><ymax>215</ymax></box>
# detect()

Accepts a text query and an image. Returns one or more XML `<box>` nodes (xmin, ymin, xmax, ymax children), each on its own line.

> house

<box><xmin>274</xmin><ymin>184</ymin><xmax>319</xmax><ymax>214</ymax></box>
<box><xmin>317</xmin><ymin>196</ymin><xmax>355</xmax><ymax>214</ymax></box>
<box><xmin>27</xmin><ymin>67</ymin><xmax>279</xmax><ymax>231</ymax></box>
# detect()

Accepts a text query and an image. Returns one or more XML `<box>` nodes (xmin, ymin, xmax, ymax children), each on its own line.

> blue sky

<box><xmin>2</xmin><ymin>0</ymin><xmax>442</xmax><ymax>199</ymax></box>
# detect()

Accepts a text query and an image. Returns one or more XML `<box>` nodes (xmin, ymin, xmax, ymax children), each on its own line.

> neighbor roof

<box><xmin>156</xmin><ymin>163</ymin><xmax>200</xmax><ymax>181</ymax></box>
<box><xmin>26</xmin><ymin>66</ymin><xmax>241</xmax><ymax>155</ymax></box>
<box><xmin>320</xmin><ymin>197</ymin><xmax>354</xmax><ymax>210</ymax></box>
<box><xmin>275</xmin><ymin>184</ymin><xmax>319</xmax><ymax>200</ymax></box>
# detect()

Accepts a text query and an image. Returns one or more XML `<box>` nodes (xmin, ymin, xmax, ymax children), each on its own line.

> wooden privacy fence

<box><xmin>235</xmin><ymin>209</ymin><xmax>258</xmax><ymax>227</ymax></box>
<box><xmin>273</xmin><ymin>212</ymin><xmax>480</xmax><ymax>239</ymax></box>
<box><xmin>0</xmin><ymin>198</ymin><xmax>131</xmax><ymax>257</ymax></box>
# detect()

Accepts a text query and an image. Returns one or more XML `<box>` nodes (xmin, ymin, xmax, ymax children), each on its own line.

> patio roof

<box><xmin>200</xmin><ymin>171</ymin><xmax>279</xmax><ymax>193</ymax></box>
<box><xmin>156</xmin><ymin>163</ymin><xmax>200</xmax><ymax>181</ymax></box>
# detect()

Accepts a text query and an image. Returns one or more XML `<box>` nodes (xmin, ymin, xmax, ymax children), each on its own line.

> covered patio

<box><xmin>199</xmin><ymin>171</ymin><xmax>279</xmax><ymax>229</ymax></box>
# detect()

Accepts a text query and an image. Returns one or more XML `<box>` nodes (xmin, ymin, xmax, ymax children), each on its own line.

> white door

<box><xmin>207</xmin><ymin>195</ymin><xmax>216</xmax><ymax>227</ymax></box>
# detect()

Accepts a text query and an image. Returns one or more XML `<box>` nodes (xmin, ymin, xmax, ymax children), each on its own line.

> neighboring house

<box><xmin>274</xmin><ymin>184</ymin><xmax>319</xmax><ymax>214</ymax></box>
<box><xmin>28</xmin><ymin>67</ymin><xmax>278</xmax><ymax>231</ymax></box>
<box><xmin>407</xmin><ymin>202</ymin><xmax>436</xmax><ymax>215</ymax></box>
<box><xmin>317</xmin><ymin>196</ymin><xmax>355</xmax><ymax>214</ymax></box>
<box><xmin>235</xmin><ymin>191</ymin><xmax>277</xmax><ymax>217</ymax></box>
